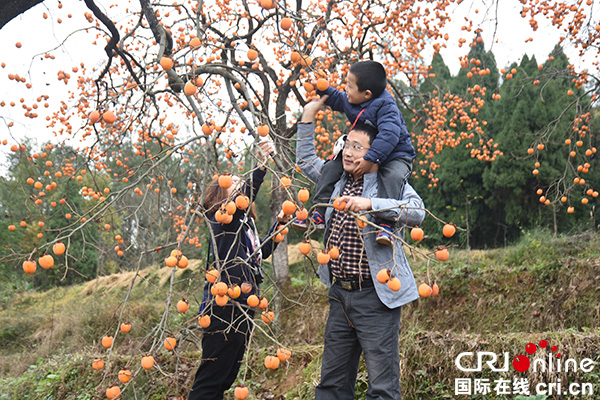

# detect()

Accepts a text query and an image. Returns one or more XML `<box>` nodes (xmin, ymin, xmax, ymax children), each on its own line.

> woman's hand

<box><xmin>277</xmin><ymin>210</ymin><xmax>292</xmax><ymax>224</ymax></box>
<box><xmin>257</xmin><ymin>140</ymin><xmax>274</xmax><ymax>168</ymax></box>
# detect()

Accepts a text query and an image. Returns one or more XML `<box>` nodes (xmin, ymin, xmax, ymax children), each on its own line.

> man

<box><xmin>296</xmin><ymin>96</ymin><xmax>425</xmax><ymax>400</ymax></box>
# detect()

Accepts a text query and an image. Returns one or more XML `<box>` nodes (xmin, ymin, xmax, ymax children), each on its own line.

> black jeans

<box><xmin>316</xmin><ymin>284</ymin><xmax>402</xmax><ymax>400</ymax></box>
<box><xmin>313</xmin><ymin>156</ymin><xmax>412</xmax><ymax>222</ymax></box>
<box><xmin>188</xmin><ymin>305</ymin><xmax>254</xmax><ymax>400</ymax></box>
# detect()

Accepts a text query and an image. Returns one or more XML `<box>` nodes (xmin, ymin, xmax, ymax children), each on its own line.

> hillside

<box><xmin>1</xmin><ymin>231</ymin><xmax>599</xmax><ymax>400</ymax></box>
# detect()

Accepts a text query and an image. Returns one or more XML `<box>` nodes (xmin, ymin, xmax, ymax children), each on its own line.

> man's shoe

<box><xmin>312</xmin><ymin>211</ymin><xmax>325</xmax><ymax>231</ymax></box>
<box><xmin>376</xmin><ymin>224</ymin><xmax>394</xmax><ymax>246</ymax></box>
<box><xmin>292</xmin><ymin>218</ymin><xmax>308</xmax><ymax>231</ymax></box>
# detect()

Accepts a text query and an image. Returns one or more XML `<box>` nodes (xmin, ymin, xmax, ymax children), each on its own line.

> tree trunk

<box><xmin>270</xmin><ymin>185</ymin><xmax>291</xmax><ymax>289</ymax></box>
<box><xmin>0</xmin><ymin>0</ymin><xmax>44</xmax><ymax>30</ymax></box>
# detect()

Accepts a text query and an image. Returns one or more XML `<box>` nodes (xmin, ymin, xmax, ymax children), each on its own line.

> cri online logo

<box><xmin>455</xmin><ymin>340</ymin><xmax>595</xmax><ymax>373</ymax></box>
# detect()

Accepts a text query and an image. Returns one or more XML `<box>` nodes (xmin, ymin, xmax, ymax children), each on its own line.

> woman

<box><xmin>188</xmin><ymin>141</ymin><xmax>284</xmax><ymax>400</ymax></box>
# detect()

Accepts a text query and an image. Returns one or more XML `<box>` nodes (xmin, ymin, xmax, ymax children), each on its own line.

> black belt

<box><xmin>333</xmin><ymin>276</ymin><xmax>373</xmax><ymax>291</ymax></box>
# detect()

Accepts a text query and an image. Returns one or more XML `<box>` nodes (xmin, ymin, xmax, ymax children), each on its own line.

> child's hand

<box><xmin>353</xmin><ymin>157</ymin><xmax>374</xmax><ymax>176</ymax></box>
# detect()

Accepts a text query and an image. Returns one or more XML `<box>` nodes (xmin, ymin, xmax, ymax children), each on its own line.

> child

<box><xmin>294</xmin><ymin>60</ymin><xmax>415</xmax><ymax>246</ymax></box>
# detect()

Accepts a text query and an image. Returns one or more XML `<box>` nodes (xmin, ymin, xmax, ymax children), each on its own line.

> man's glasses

<box><xmin>343</xmin><ymin>143</ymin><xmax>369</xmax><ymax>152</ymax></box>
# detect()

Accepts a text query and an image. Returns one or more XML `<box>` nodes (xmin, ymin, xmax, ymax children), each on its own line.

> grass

<box><xmin>0</xmin><ymin>230</ymin><xmax>599</xmax><ymax>399</ymax></box>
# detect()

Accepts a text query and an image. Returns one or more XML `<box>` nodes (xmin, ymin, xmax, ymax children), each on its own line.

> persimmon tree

<box><xmin>0</xmin><ymin>0</ymin><xmax>599</xmax><ymax>397</ymax></box>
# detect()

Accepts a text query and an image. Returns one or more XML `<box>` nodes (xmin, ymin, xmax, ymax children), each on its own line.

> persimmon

<box><xmin>160</xmin><ymin>56</ymin><xmax>174</xmax><ymax>70</ymax></box>
<box><xmin>418</xmin><ymin>283</ymin><xmax>432</xmax><ymax>297</ymax></box>
<box><xmin>257</xmin><ymin>124</ymin><xmax>269</xmax><ymax>137</ymax></box>
<box><xmin>328</xmin><ymin>246</ymin><xmax>340</xmax><ymax>260</ymax></box>
<box><xmin>235</xmin><ymin>195</ymin><xmax>250</xmax><ymax>210</ymax></box>
<box><xmin>118</xmin><ymin>369</ymin><xmax>132</xmax><ymax>383</ymax></box>
<box><xmin>184</xmin><ymin>81</ymin><xmax>198</xmax><ymax>96</ymax></box>
<box><xmin>101</xmin><ymin>335</ymin><xmax>114</xmax><ymax>349</ymax></box>
<box><xmin>215</xmin><ymin>294</ymin><xmax>229</xmax><ymax>306</ymax></box>
<box><xmin>258</xmin><ymin>296</ymin><xmax>268</xmax><ymax>309</ymax></box>
<box><xmin>295</xmin><ymin>207</ymin><xmax>308</xmax><ymax>220</ymax></box>
<box><xmin>387</xmin><ymin>276</ymin><xmax>401</xmax><ymax>291</ymax></box>
<box><xmin>206</xmin><ymin>268</ymin><xmax>219</xmax><ymax>283</ymax></box>
<box><xmin>277</xmin><ymin>347</ymin><xmax>292</xmax><ymax>362</ymax></box>
<box><xmin>247</xmin><ymin>294</ymin><xmax>259</xmax><ymax>307</ymax></box>
<box><xmin>165</xmin><ymin>256</ymin><xmax>178</xmax><ymax>267</ymax></box>
<box><xmin>215</xmin><ymin>209</ymin><xmax>233</xmax><ymax>224</ymax></box>
<box><xmin>235</xmin><ymin>385</ymin><xmax>249</xmax><ymax>399</ymax></box>
<box><xmin>198</xmin><ymin>314</ymin><xmax>211</xmax><ymax>328</ymax></box>
<box><xmin>103</xmin><ymin>110</ymin><xmax>117</xmax><ymax>124</ymax></box>
<box><xmin>280</xmin><ymin>176</ymin><xmax>292</xmax><ymax>189</ymax></box>
<box><xmin>106</xmin><ymin>386</ymin><xmax>121</xmax><ymax>399</ymax></box>
<box><xmin>435</xmin><ymin>247</ymin><xmax>450</xmax><ymax>261</ymax></box>
<box><xmin>189</xmin><ymin>37</ymin><xmax>201</xmax><ymax>48</ymax></box>
<box><xmin>92</xmin><ymin>358</ymin><xmax>104</xmax><ymax>370</ymax></box>
<box><xmin>264</xmin><ymin>355</ymin><xmax>280</xmax><ymax>370</ymax></box>
<box><xmin>247</xmin><ymin>49</ymin><xmax>258</xmax><ymax>61</ymax></box>
<box><xmin>218</xmin><ymin>175</ymin><xmax>233</xmax><ymax>189</ymax></box>
<box><xmin>411</xmin><ymin>227</ymin><xmax>424</xmax><ymax>242</ymax></box>
<box><xmin>164</xmin><ymin>337</ymin><xmax>177</xmax><ymax>351</ymax></box>
<box><xmin>89</xmin><ymin>110</ymin><xmax>101</xmax><ymax>124</ymax></box>
<box><xmin>298</xmin><ymin>188</ymin><xmax>310</xmax><ymax>203</ymax></box>
<box><xmin>228</xmin><ymin>284</ymin><xmax>241</xmax><ymax>299</ymax></box>
<box><xmin>261</xmin><ymin>310</ymin><xmax>275</xmax><ymax>323</ymax></box>
<box><xmin>241</xmin><ymin>282</ymin><xmax>253</xmax><ymax>294</ymax></box>
<box><xmin>23</xmin><ymin>260</ymin><xmax>36</xmax><ymax>274</ymax></box>
<box><xmin>8</xmin><ymin>225</ymin><xmax>15</xmax><ymax>231</ymax></box>
<box><xmin>442</xmin><ymin>223</ymin><xmax>456</xmax><ymax>237</ymax></box>
<box><xmin>280</xmin><ymin>17</ymin><xmax>293</xmax><ymax>31</ymax></box>
<box><xmin>316</xmin><ymin>78</ymin><xmax>329</xmax><ymax>91</ymax></box>
<box><xmin>177</xmin><ymin>255</ymin><xmax>189</xmax><ymax>269</ymax></box>
<box><xmin>225</xmin><ymin>200</ymin><xmax>237</xmax><ymax>215</ymax></box>
<box><xmin>290</xmin><ymin>51</ymin><xmax>301</xmax><ymax>63</ymax></box>
<box><xmin>176</xmin><ymin>299</ymin><xmax>189</xmax><ymax>313</ymax></box>
<box><xmin>299</xmin><ymin>241</ymin><xmax>312</xmax><ymax>255</ymax></box>
<box><xmin>141</xmin><ymin>354</ymin><xmax>155</xmax><ymax>370</ymax></box>
<box><xmin>317</xmin><ymin>251</ymin><xmax>330</xmax><ymax>265</ymax></box>
<box><xmin>333</xmin><ymin>197</ymin><xmax>346</xmax><ymax>211</ymax></box>
<box><xmin>356</xmin><ymin>216</ymin><xmax>368</xmax><ymax>229</ymax></box>
<box><xmin>431</xmin><ymin>282</ymin><xmax>440</xmax><ymax>296</ymax></box>
<box><xmin>282</xmin><ymin>200</ymin><xmax>296</xmax><ymax>215</ymax></box>
<box><xmin>120</xmin><ymin>322</ymin><xmax>132</xmax><ymax>333</ymax></box>
<box><xmin>213</xmin><ymin>281</ymin><xmax>228</xmax><ymax>296</ymax></box>
<box><xmin>376</xmin><ymin>268</ymin><xmax>390</xmax><ymax>284</ymax></box>
<box><xmin>39</xmin><ymin>254</ymin><xmax>54</xmax><ymax>269</ymax></box>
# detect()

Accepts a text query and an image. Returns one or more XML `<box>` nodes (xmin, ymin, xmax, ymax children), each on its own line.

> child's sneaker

<box><xmin>376</xmin><ymin>224</ymin><xmax>394</xmax><ymax>246</ymax></box>
<box><xmin>312</xmin><ymin>211</ymin><xmax>326</xmax><ymax>231</ymax></box>
<box><xmin>292</xmin><ymin>218</ymin><xmax>308</xmax><ymax>231</ymax></box>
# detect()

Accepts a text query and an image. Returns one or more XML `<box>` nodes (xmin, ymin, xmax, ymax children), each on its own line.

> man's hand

<box><xmin>353</xmin><ymin>157</ymin><xmax>375</xmax><ymax>176</ymax></box>
<box><xmin>339</xmin><ymin>196</ymin><xmax>372</xmax><ymax>213</ymax></box>
<box><xmin>300</xmin><ymin>95</ymin><xmax>329</xmax><ymax>123</ymax></box>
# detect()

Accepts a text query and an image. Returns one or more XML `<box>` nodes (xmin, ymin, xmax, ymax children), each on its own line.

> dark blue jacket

<box><xmin>201</xmin><ymin>166</ymin><xmax>279</xmax><ymax>310</ymax></box>
<box><xmin>318</xmin><ymin>86</ymin><xmax>415</xmax><ymax>164</ymax></box>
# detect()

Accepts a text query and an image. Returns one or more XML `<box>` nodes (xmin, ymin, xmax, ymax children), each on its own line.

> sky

<box><xmin>0</xmin><ymin>0</ymin><xmax>596</xmax><ymax>172</ymax></box>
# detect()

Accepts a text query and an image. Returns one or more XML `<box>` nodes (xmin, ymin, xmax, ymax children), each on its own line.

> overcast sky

<box><xmin>0</xmin><ymin>0</ymin><xmax>595</xmax><ymax>171</ymax></box>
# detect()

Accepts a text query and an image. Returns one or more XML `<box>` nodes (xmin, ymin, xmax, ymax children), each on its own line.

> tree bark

<box><xmin>0</xmin><ymin>0</ymin><xmax>45</xmax><ymax>30</ymax></box>
<box><xmin>270</xmin><ymin>185</ymin><xmax>291</xmax><ymax>289</ymax></box>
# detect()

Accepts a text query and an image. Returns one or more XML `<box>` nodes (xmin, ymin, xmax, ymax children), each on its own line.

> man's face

<box><xmin>345</xmin><ymin>72</ymin><xmax>371</xmax><ymax>104</ymax></box>
<box><xmin>342</xmin><ymin>130</ymin><xmax>371</xmax><ymax>175</ymax></box>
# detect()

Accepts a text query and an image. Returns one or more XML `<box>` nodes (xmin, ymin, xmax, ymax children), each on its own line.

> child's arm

<box><xmin>363</xmin><ymin>99</ymin><xmax>405</xmax><ymax>165</ymax></box>
<box><xmin>317</xmin><ymin>86</ymin><xmax>349</xmax><ymax>113</ymax></box>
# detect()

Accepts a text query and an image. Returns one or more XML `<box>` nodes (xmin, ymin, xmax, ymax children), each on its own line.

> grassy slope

<box><xmin>1</xmin><ymin>231</ymin><xmax>599</xmax><ymax>400</ymax></box>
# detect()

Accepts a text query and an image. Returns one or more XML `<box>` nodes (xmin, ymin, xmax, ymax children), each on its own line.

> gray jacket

<box><xmin>296</xmin><ymin>122</ymin><xmax>425</xmax><ymax>309</ymax></box>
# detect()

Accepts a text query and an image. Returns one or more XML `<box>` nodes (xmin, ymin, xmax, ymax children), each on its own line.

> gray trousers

<box><xmin>315</xmin><ymin>283</ymin><xmax>403</xmax><ymax>400</ymax></box>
